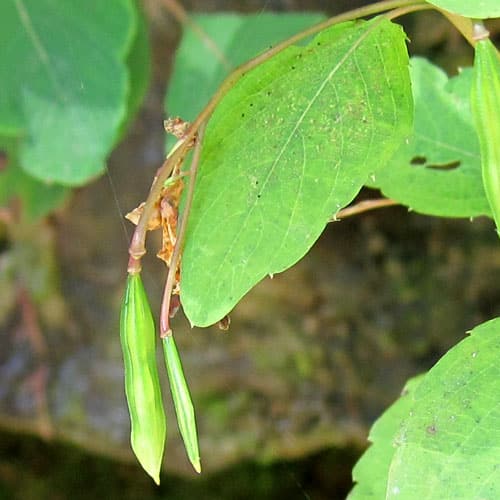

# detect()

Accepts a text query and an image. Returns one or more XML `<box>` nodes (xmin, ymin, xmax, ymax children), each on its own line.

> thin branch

<box><xmin>160</xmin><ymin>122</ymin><xmax>206</xmax><ymax>337</ymax></box>
<box><xmin>385</xmin><ymin>2</ymin><xmax>434</xmax><ymax>20</ymax></box>
<box><xmin>128</xmin><ymin>0</ymin><xmax>427</xmax><ymax>266</ymax></box>
<box><xmin>331</xmin><ymin>198</ymin><xmax>399</xmax><ymax>221</ymax></box>
<box><xmin>160</xmin><ymin>0</ymin><xmax>232</xmax><ymax>72</ymax></box>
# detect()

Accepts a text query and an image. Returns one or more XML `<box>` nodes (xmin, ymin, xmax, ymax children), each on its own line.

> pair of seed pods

<box><xmin>120</xmin><ymin>273</ymin><xmax>200</xmax><ymax>484</ymax></box>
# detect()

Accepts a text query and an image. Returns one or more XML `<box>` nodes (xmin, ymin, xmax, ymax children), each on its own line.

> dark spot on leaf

<box><xmin>410</xmin><ymin>155</ymin><xmax>461</xmax><ymax>170</ymax></box>
<box><xmin>257</xmin><ymin>194</ymin><xmax>261</xmax><ymax>199</ymax></box>
<box><xmin>0</xmin><ymin>150</ymin><xmax>8</xmax><ymax>172</ymax></box>
<box><xmin>249</xmin><ymin>103</ymin><xmax>253</xmax><ymax>107</ymax></box>
<box><xmin>241</xmin><ymin>113</ymin><xmax>245</xmax><ymax>118</ymax></box>
<box><xmin>410</xmin><ymin>155</ymin><xmax>427</xmax><ymax>165</ymax></box>
<box><xmin>426</xmin><ymin>424</ymin><xmax>437</xmax><ymax>435</ymax></box>
<box><xmin>291</xmin><ymin>65</ymin><xmax>296</xmax><ymax>70</ymax></box>
<box><xmin>316</xmin><ymin>42</ymin><xmax>321</xmax><ymax>46</ymax></box>
<box><xmin>266</xmin><ymin>91</ymin><xmax>272</xmax><ymax>96</ymax></box>
<box><xmin>426</xmin><ymin>160</ymin><xmax>461</xmax><ymax>170</ymax></box>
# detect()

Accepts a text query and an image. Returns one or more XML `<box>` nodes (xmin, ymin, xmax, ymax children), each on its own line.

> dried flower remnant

<box><xmin>218</xmin><ymin>315</ymin><xmax>231</xmax><ymax>331</ymax></box>
<box><xmin>126</xmin><ymin>117</ymin><xmax>195</xmax><ymax>303</ymax></box>
<box><xmin>164</xmin><ymin>116</ymin><xmax>191</xmax><ymax>139</ymax></box>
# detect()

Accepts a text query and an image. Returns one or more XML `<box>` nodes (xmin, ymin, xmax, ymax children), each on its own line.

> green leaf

<box><xmin>0</xmin><ymin>0</ymin><xmax>136</xmax><ymax>185</ymax></box>
<box><xmin>166</xmin><ymin>12</ymin><xmax>327</xmax><ymax>124</ymax></box>
<box><xmin>120</xmin><ymin>273</ymin><xmax>167</xmax><ymax>485</ymax></box>
<box><xmin>386</xmin><ymin>317</ymin><xmax>500</xmax><ymax>498</ymax></box>
<box><xmin>162</xmin><ymin>336</ymin><xmax>201</xmax><ymax>473</ymax></box>
<box><xmin>424</xmin><ymin>0</ymin><xmax>500</xmax><ymax>19</ymax></box>
<box><xmin>181</xmin><ymin>18</ymin><xmax>413</xmax><ymax>327</ymax></box>
<box><xmin>349</xmin><ymin>375</ymin><xmax>424</xmax><ymax>500</ymax></box>
<box><xmin>471</xmin><ymin>38</ymin><xmax>500</xmax><ymax>236</ymax></box>
<box><xmin>0</xmin><ymin>136</ymin><xmax>67</xmax><ymax>220</ymax></box>
<box><xmin>369</xmin><ymin>57</ymin><xmax>489</xmax><ymax>218</ymax></box>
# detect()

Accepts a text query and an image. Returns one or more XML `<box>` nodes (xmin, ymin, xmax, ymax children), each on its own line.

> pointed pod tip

<box><xmin>136</xmin><ymin>456</ymin><xmax>162</xmax><ymax>486</ymax></box>
<box><xmin>140</xmin><ymin>460</ymin><xmax>161</xmax><ymax>485</ymax></box>
<box><xmin>192</xmin><ymin>458</ymin><xmax>201</xmax><ymax>474</ymax></box>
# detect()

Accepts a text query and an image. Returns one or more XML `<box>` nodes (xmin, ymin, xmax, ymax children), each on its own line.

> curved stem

<box><xmin>385</xmin><ymin>2</ymin><xmax>434</xmax><ymax>19</ymax></box>
<box><xmin>331</xmin><ymin>198</ymin><xmax>399</xmax><ymax>221</ymax></box>
<box><xmin>128</xmin><ymin>0</ymin><xmax>427</xmax><ymax>268</ymax></box>
<box><xmin>160</xmin><ymin>0</ymin><xmax>232</xmax><ymax>71</ymax></box>
<box><xmin>160</xmin><ymin>123</ymin><xmax>206</xmax><ymax>337</ymax></box>
<box><xmin>437</xmin><ymin>10</ymin><xmax>475</xmax><ymax>46</ymax></box>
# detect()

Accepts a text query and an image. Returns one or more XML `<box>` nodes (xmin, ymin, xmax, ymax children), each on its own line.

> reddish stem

<box><xmin>160</xmin><ymin>123</ymin><xmax>206</xmax><ymax>337</ymax></box>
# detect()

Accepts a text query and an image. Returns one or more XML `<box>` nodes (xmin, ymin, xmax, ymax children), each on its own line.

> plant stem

<box><xmin>128</xmin><ymin>135</ymin><xmax>190</xmax><ymax>270</ymax></box>
<box><xmin>436</xmin><ymin>10</ymin><xmax>475</xmax><ymax>46</ymax></box>
<box><xmin>160</xmin><ymin>0</ymin><xmax>232</xmax><ymax>71</ymax></box>
<box><xmin>331</xmin><ymin>198</ymin><xmax>399</xmax><ymax>221</ymax></box>
<box><xmin>128</xmin><ymin>0</ymin><xmax>428</xmax><ymax>268</ymax></box>
<box><xmin>160</xmin><ymin>123</ymin><xmax>206</xmax><ymax>337</ymax></box>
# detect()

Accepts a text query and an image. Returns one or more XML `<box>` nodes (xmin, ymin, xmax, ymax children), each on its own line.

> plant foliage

<box><xmin>349</xmin><ymin>375</ymin><xmax>424</xmax><ymax>499</ymax></box>
<box><xmin>425</xmin><ymin>0</ymin><xmax>500</xmax><ymax>18</ymax></box>
<box><xmin>180</xmin><ymin>17</ymin><xmax>413</xmax><ymax>326</ymax></box>
<box><xmin>394</xmin><ymin>318</ymin><xmax>500</xmax><ymax>497</ymax></box>
<box><xmin>369</xmin><ymin>57</ymin><xmax>489</xmax><ymax>217</ymax></box>
<box><xmin>1</xmin><ymin>0</ymin><xmax>500</xmax><ymax>493</ymax></box>
<box><xmin>0</xmin><ymin>0</ymin><xmax>149</xmax><ymax>189</ymax></box>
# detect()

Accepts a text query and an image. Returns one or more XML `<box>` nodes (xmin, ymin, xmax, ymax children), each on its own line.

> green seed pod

<box><xmin>120</xmin><ymin>273</ymin><xmax>167</xmax><ymax>484</ymax></box>
<box><xmin>471</xmin><ymin>36</ymin><xmax>500</xmax><ymax>237</ymax></box>
<box><xmin>163</xmin><ymin>335</ymin><xmax>201</xmax><ymax>473</ymax></box>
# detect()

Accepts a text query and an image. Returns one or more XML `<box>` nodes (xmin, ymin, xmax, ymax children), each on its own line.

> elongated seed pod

<box><xmin>162</xmin><ymin>335</ymin><xmax>201</xmax><ymax>473</ymax></box>
<box><xmin>120</xmin><ymin>274</ymin><xmax>167</xmax><ymax>484</ymax></box>
<box><xmin>471</xmin><ymin>35</ymin><xmax>500</xmax><ymax>236</ymax></box>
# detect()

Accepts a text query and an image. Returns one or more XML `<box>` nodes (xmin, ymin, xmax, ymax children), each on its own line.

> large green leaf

<box><xmin>166</xmin><ymin>12</ymin><xmax>327</xmax><ymax>124</ymax></box>
<box><xmin>181</xmin><ymin>18</ymin><xmax>413</xmax><ymax>327</ymax></box>
<box><xmin>425</xmin><ymin>0</ymin><xmax>500</xmax><ymax>18</ymax></box>
<box><xmin>0</xmin><ymin>136</ymin><xmax>67</xmax><ymax>220</ymax></box>
<box><xmin>386</xmin><ymin>317</ymin><xmax>500</xmax><ymax>498</ymax></box>
<box><xmin>0</xmin><ymin>0</ymin><xmax>136</xmax><ymax>185</ymax></box>
<box><xmin>369</xmin><ymin>58</ymin><xmax>489</xmax><ymax>218</ymax></box>
<box><xmin>349</xmin><ymin>375</ymin><xmax>424</xmax><ymax>499</ymax></box>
